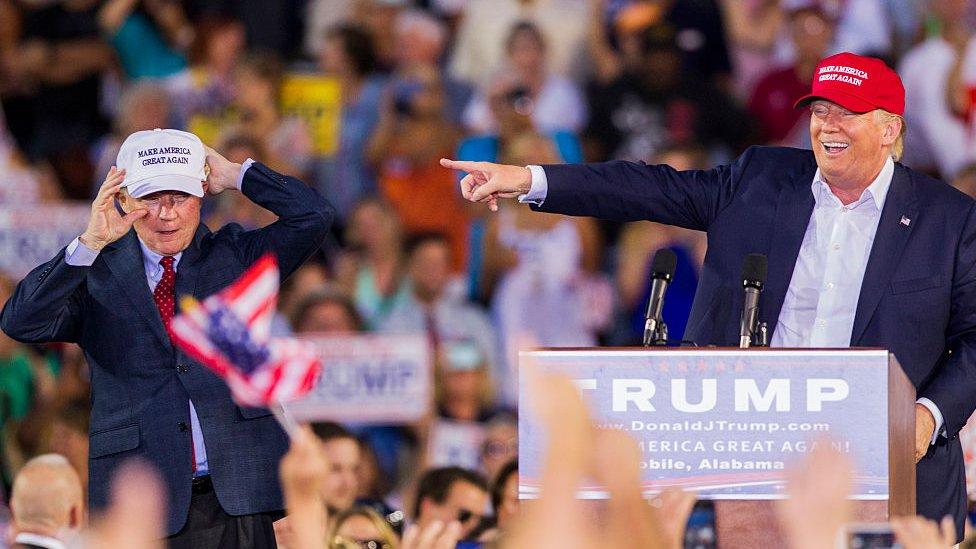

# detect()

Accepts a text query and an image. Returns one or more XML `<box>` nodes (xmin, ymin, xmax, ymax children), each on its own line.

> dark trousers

<box><xmin>167</xmin><ymin>476</ymin><xmax>280</xmax><ymax>549</ymax></box>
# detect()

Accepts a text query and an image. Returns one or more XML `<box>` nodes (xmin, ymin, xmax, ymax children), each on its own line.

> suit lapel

<box><xmin>761</xmin><ymin>165</ymin><xmax>817</xmax><ymax>339</ymax></box>
<box><xmin>174</xmin><ymin>225</ymin><xmax>208</xmax><ymax>306</ymax></box>
<box><xmin>104</xmin><ymin>231</ymin><xmax>172</xmax><ymax>351</ymax></box>
<box><xmin>850</xmin><ymin>165</ymin><xmax>917</xmax><ymax>344</ymax></box>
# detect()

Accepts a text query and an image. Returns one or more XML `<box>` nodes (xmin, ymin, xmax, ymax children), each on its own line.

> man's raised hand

<box><xmin>440</xmin><ymin>158</ymin><xmax>533</xmax><ymax>212</ymax></box>
<box><xmin>79</xmin><ymin>167</ymin><xmax>147</xmax><ymax>251</ymax></box>
<box><xmin>204</xmin><ymin>145</ymin><xmax>242</xmax><ymax>195</ymax></box>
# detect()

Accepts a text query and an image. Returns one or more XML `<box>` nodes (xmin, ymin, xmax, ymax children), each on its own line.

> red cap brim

<box><xmin>793</xmin><ymin>88</ymin><xmax>879</xmax><ymax>114</ymax></box>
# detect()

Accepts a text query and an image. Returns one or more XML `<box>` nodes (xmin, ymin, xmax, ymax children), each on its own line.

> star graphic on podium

<box><xmin>677</xmin><ymin>362</ymin><xmax>689</xmax><ymax>373</ymax></box>
<box><xmin>658</xmin><ymin>363</ymin><xmax>670</xmax><ymax>373</ymax></box>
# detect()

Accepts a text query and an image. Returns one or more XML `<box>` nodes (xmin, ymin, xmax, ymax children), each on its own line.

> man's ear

<box><xmin>882</xmin><ymin>117</ymin><xmax>902</xmax><ymax>146</ymax></box>
<box><xmin>68</xmin><ymin>503</ymin><xmax>81</xmax><ymax>530</ymax></box>
<box><xmin>117</xmin><ymin>188</ymin><xmax>129</xmax><ymax>213</ymax></box>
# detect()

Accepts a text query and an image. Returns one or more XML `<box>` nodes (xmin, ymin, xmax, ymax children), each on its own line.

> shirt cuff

<box><xmin>917</xmin><ymin>397</ymin><xmax>945</xmax><ymax>445</ymax></box>
<box><xmin>65</xmin><ymin>237</ymin><xmax>99</xmax><ymax>266</ymax></box>
<box><xmin>236</xmin><ymin>158</ymin><xmax>256</xmax><ymax>190</ymax></box>
<box><xmin>518</xmin><ymin>165</ymin><xmax>549</xmax><ymax>205</ymax></box>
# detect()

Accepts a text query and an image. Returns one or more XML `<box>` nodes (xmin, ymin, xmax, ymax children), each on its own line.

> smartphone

<box><xmin>684</xmin><ymin>500</ymin><xmax>717</xmax><ymax>549</ymax></box>
<box><xmin>455</xmin><ymin>542</ymin><xmax>483</xmax><ymax>549</ymax></box>
<box><xmin>843</xmin><ymin>523</ymin><xmax>901</xmax><ymax>549</ymax></box>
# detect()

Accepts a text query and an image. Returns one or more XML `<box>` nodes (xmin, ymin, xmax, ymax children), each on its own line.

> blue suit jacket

<box><xmin>538</xmin><ymin>146</ymin><xmax>976</xmax><ymax>538</ymax></box>
<box><xmin>0</xmin><ymin>162</ymin><xmax>334</xmax><ymax>535</ymax></box>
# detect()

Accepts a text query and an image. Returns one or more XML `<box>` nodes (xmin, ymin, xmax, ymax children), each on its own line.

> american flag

<box><xmin>169</xmin><ymin>253</ymin><xmax>322</xmax><ymax>407</ymax></box>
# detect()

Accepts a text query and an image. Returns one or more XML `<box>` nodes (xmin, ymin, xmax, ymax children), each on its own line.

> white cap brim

<box><xmin>125</xmin><ymin>174</ymin><xmax>205</xmax><ymax>198</ymax></box>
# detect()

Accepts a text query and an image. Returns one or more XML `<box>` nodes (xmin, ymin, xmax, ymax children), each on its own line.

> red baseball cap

<box><xmin>794</xmin><ymin>52</ymin><xmax>905</xmax><ymax>116</ymax></box>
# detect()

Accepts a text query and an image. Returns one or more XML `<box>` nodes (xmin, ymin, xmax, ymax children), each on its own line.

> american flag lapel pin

<box><xmin>900</xmin><ymin>215</ymin><xmax>911</xmax><ymax>227</ymax></box>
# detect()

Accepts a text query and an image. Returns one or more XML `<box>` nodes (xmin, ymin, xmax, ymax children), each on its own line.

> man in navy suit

<box><xmin>1</xmin><ymin>129</ymin><xmax>334</xmax><ymax>548</ymax></box>
<box><xmin>442</xmin><ymin>52</ymin><xmax>976</xmax><ymax>541</ymax></box>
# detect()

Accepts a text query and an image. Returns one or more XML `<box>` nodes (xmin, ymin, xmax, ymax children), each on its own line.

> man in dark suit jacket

<box><xmin>1</xmin><ymin>129</ymin><xmax>334</xmax><ymax>547</ymax></box>
<box><xmin>442</xmin><ymin>52</ymin><xmax>976</xmax><ymax>541</ymax></box>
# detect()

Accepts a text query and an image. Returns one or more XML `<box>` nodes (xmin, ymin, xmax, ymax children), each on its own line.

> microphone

<box><xmin>643</xmin><ymin>249</ymin><xmax>677</xmax><ymax>346</ymax></box>
<box><xmin>739</xmin><ymin>253</ymin><xmax>768</xmax><ymax>349</ymax></box>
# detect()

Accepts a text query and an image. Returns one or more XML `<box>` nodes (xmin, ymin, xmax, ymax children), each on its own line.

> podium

<box><xmin>517</xmin><ymin>348</ymin><xmax>916</xmax><ymax>547</ymax></box>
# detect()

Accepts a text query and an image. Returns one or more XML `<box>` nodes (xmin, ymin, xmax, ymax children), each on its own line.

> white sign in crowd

<box><xmin>285</xmin><ymin>333</ymin><xmax>432</xmax><ymax>424</ymax></box>
<box><xmin>0</xmin><ymin>205</ymin><xmax>90</xmax><ymax>278</ymax></box>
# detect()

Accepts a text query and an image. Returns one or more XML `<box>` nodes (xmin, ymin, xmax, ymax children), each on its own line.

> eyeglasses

<box><xmin>330</xmin><ymin>536</ymin><xmax>392</xmax><ymax>549</ymax></box>
<box><xmin>134</xmin><ymin>193</ymin><xmax>193</xmax><ymax>211</ymax></box>
<box><xmin>457</xmin><ymin>508</ymin><xmax>487</xmax><ymax>524</ymax></box>
<box><xmin>810</xmin><ymin>102</ymin><xmax>861</xmax><ymax>121</ymax></box>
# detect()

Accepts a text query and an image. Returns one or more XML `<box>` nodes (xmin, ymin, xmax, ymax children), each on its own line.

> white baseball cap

<box><xmin>116</xmin><ymin>128</ymin><xmax>207</xmax><ymax>198</ymax></box>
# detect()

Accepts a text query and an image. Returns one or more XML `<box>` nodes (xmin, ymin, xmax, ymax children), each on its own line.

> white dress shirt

<box><xmin>61</xmin><ymin>159</ymin><xmax>255</xmax><ymax>476</ymax></box>
<box><xmin>13</xmin><ymin>532</ymin><xmax>67</xmax><ymax>549</ymax></box>
<box><xmin>520</xmin><ymin>158</ymin><xmax>945</xmax><ymax>443</ymax></box>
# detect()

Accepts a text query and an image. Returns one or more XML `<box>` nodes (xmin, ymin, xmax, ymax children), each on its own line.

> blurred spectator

<box><xmin>9</xmin><ymin>454</ymin><xmax>84</xmax><ymax>549</ymax></box>
<box><xmin>5</xmin><ymin>0</ymin><xmax>113</xmax><ymax>199</ymax></box>
<box><xmin>435</xmin><ymin>339</ymin><xmax>496</xmax><ymax>423</ymax></box>
<box><xmin>457</xmin><ymin>73</ymin><xmax>583</xmax><ymax>166</ymax></box>
<box><xmin>749</xmin><ymin>6</ymin><xmax>835</xmax><ymax>147</ymax></box>
<box><xmin>292</xmin><ymin>287</ymin><xmax>365</xmax><ymax>334</ymax></box>
<box><xmin>382</xmin><ymin>233</ymin><xmax>498</xmax><ymax>378</ymax></box>
<box><xmin>449</xmin><ymin>0</ymin><xmax>589</xmax><ymax>86</ymax></box>
<box><xmin>719</xmin><ymin>0</ymin><xmax>785</xmax><ymax>99</ymax></box>
<box><xmin>329</xmin><ymin>506</ymin><xmax>400</xmax><ymax>549</ymax></box>
<box><xmin>588</xmin><ymin>0</ymin><xmax>733</xmax><ymax>91</ymax></box>
<box><xmin>479</xmin><ymin>414</ymin><xmax>517</xmax><ymax>481</ymax></box>
<box><xmin>903</xmin><ymin>0</ymin><xmax>974</xmax><ymax>180</ymax></box>
<box><xmin>352</xmin><ymin>0</ymin><xmax>408</xmax><ymax>71</ymax></box>
<box><xmin>0</xmin><ymin>273</ymin><xmax>58</xmax><ymax>489</ymax></box>
<box><xmin>584</xmin><ymin>23</ymin><xmax>755</xmax><ymax>162</ymax></box>
<box><xmin>392</xmin><ymin>9</ymin><xmax>473</xmax><ymax>125</ymax></box>
<box><xmin>303</xmin><ymin>0</ymin><xmax>354</xmax><ymax>59</ymax></box>
<box><xmin>229</xmin><ymin>52</ymin><xmax>313</xmax><ymax>176</ymax></box>
<box><xmin>46</xmin><ymin>398</ymin><xmax>90</xmax><ymax>498</ymax></box>
<box><xmin>462</xmin><ymin>21</ymin><xmax>587</xmax><ymax>134</ymax></box>
<box><xmin>832</xmin><ymin>0</ymin><xmax>895</xmax><ymax>56</ymax></box>
<box><xmin>315</xmin><ymin>24</ymin><xmax>386</xmax><ymax>222</ymax></box>
<box><xmin>279</xmin><ymin>261</ymin><xmax>332</xmax><ymax>327</ymax></box>
<box><xmin>187</xmin><ymin>0</ymin><xmax>305</xmax><ymax>60</ymax></box>
<box><xmin>367</xmin><ymin>67</ymin><xmax>469</xmax><ymax>271</ymax></box>
<box><xmin>91</xmin><ymin>82</ymin><xmax>172</xmax><ymax>195</ymax></box>
<box><xmin>311</xmin><ymin>422</ymin><xmax>362</xmax><ymax>519</ymax></box>
<box><xmin>0</xmin><ymin>109</ymin><xmax>62</xmax><ymax>204</ymax></box>
<box><xmin>457</xmin><ymin>69</ymin><xmax>584</xmax><ymax>304</ymax></box>
<box><xmin>476</xmin><ymin>458</ymin><xmax>518</xmax><ymax>541</ymax></box>
<box><xmin>97</xmin><ymin>0</ymin><xmax>192</xmax><ymax>80</ymax></box>
<box><xmin>412</xmin><ymin>466</ymin><xmax>488</xmax><ymax>540</ymax></box>
<box><xmin>356</xmin><ymin>438</ymin><xmax>389</xmax><ymax>503</ymax></box>
<box><xmin>614</xmin><ymin>146</ymin><xmax>708</xmax><ymax>345</ymax></box>
<box><xmin>482</xmin><ymin>133</ymin><xmax>604</xmax><ymax>406</ymax></box>
<box><xmin>336</xmin><ymin>198</ymin><xmax>410</xmax><ymax>329</ymax></box>
<box><xmin>166</xmin><ymin>15</ymin><xmax>245</xmax><ymax>144</ymax></box>
<box><xmin>204</xmin><ymin>133</ymin><xmax>278</xmax><ymax>231</ymax></box>
<box><xmin>425</xmin><ymin>340</ymin><xmax>499</xmax><ymax>471</ymax></box>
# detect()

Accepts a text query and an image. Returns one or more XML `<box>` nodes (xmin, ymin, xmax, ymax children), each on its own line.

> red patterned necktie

<box><xmin>153</xmin><ymin>256</ymin><xmax>176</xmax><ymax>330</ymax></box>
<box><xmin>152</xmin><ymin>256</ymin><xmax>197</xmax><ymax>472</ymax></box>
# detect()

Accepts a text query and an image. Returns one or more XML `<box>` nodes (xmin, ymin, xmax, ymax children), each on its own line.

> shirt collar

<box><xmin>14</xmin><ymin>532</ymin><xmax>67</xmax><ymax>549</ymax></box>
<box><xmin>137</xmin><ymin>237</ymin><xmax>183</xmax><ymax>276</ymax></box>
<box><xmin>811</xmin><ymin>156</ymin><xmax>895</xmax><ymax>211</ymax></box>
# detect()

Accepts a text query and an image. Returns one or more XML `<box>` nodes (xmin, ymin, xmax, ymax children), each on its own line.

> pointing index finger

<box><xmin>440</xmin><ymin>158</ymin><xmax>484</xmax><ymax>174</ymax></box>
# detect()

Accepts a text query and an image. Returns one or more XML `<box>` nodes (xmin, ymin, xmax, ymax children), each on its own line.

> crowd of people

<box><xmin>2</xmin><ymin>0</ymin><xmax>976</xmax><ymax>547</ymax></box>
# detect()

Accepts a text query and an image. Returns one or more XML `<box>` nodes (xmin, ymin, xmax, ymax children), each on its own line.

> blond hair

<box><xmin>873</xmin><ymin>109</ymin><xmax>906</xmax><ymax>161</ymax></box>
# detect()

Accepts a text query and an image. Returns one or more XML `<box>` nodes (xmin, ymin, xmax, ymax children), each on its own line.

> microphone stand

<box><xmin>643</xmin><ymin>317</ymin><xmax>669</xmax><ymax>347</ymax></box>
